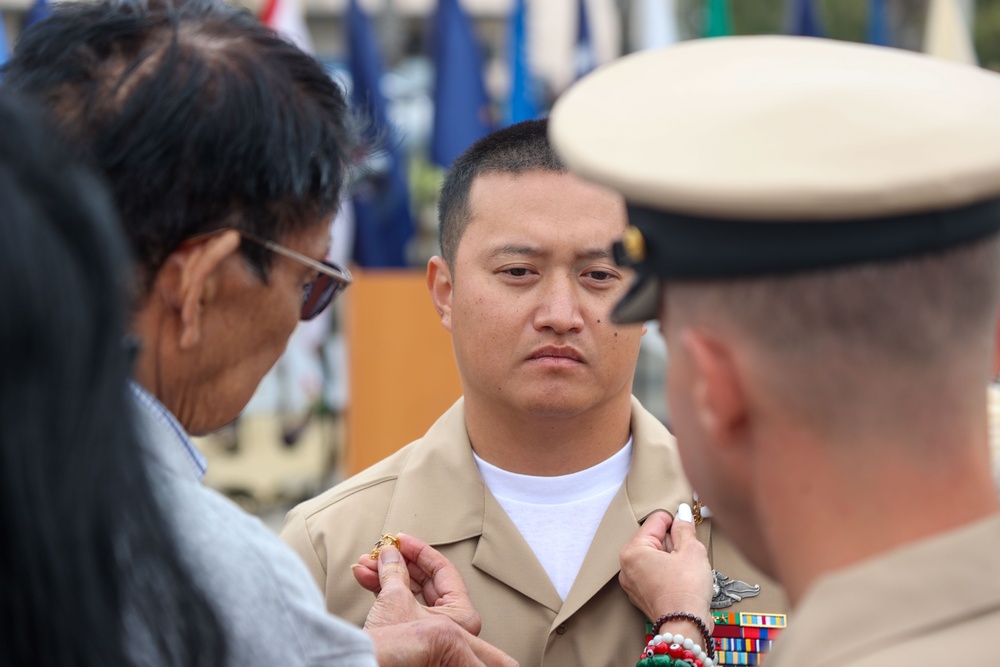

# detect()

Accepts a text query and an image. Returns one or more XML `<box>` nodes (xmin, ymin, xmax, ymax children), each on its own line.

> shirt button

<box><xmin>555</xmin><ymin>623</ymin><xmax>568</xmax><ymax>635</ymax></box>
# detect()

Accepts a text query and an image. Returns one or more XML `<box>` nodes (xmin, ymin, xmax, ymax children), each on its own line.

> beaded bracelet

<box><xmin>637</xmin><ymin>632</ymin><xmax>715</xmax><ymax>667</ymax></box>
<box><xmin>650</xmin><ymin>613</ymin><xmax>714</xmax><ymax>660</ymax></box>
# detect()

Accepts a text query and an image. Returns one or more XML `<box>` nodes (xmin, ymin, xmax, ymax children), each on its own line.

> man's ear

<box><xmin>680</xmin><ymin>328</ymin><xmax>748</xmax><ymax>448</ymax></box>
<box><xmin>157</xmin><ymin>230</ymin><xmax>242</xmax><ymax>350</ymax></box>
<box><xmin>427</xmin><ymin>256</ymin><xmax>455</xmax><ymax>332</ymax></box>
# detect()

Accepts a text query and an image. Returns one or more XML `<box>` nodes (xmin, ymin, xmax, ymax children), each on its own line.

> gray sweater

<box><xmin>133</xmin><ymin>390</ymin><xmax>376</xmax><ymax>667</ymax></box>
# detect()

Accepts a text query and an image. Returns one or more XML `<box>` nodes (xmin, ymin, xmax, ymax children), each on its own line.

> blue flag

<box><xmin>23</xmin><ymin>0</ymin><xmax>51</xmax><ymax>28</ymax></box>
<box><xmin>505</xmin><ymin>0</ymin><xmax>540</xmax><ymax>125</ymax></box>
<box><xmin>430</xmin><ymin>0</ymin><xmax>492</xmax><ymax>168</ymax></box>
<box><xmin>0</xmin><ymin>12</ymin><xmax>9</xmax><ymax>75</ymax></box>
<box><xmin>787</xmin><ymin>0</ymin><xmax>826</xmax><ymax>38</ymax></box>
<box><xmin>867</xmin><ymin>0</ymin><xmax>891</xmax><ymax>46</ymax></box>
<box><xmin>574</xmin><ymin>0</ymin><xmax>596</xmax><ymax>78</ymax></box>
<box><xmin>346</xmin><ymin>0</ymin><xmax>414</xmax><ymax>268</ymax></box>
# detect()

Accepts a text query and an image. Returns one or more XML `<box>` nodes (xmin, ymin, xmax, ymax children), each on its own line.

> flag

<box><xmin>574</xmin><ymin>0</ymin><xmax>597</xmax><ymax>79</ymax></box>
<box><xmin>630</xmin><ymin>0</ymin><xmax>679</xmax><ymax>52</ymax></box>
<box><xmin>347</xmin><ymin>0</ymin><xmax>414</xmax><ymax>267</ymax></box>
<box><xmin>704</xmin><ymin>0</ymin><xmax>732</xmax><ymax>38</ymax></box>
<box><xmin>867</xmin><ymin>0</ymin><xmax>891</xmax><ymax>46</ymax></box>
<box><xmin>23</xmin><ymin>0</ymin><xmax>50</xmax><ymax>28</ymax></box>
<box><xmin>430</xmin><ymin>0</ymin><xmax>492</xmax><ymax>168</ymax></box>
<box><xmin>787</xmin><ymin>0</ymin><xmax>826</xmax><ymax>38</ymax></box>
<box><xmin>924</xmin><ymin>0</ymin><xmax>977</xmax><ymax>65</ymax></box>
<box><xmin>0</xmin><ymin>11</ymin><xmax>9</xmax><ymax>75</ymax></box>
<box><xmin>260</xmin><ymin>0</ymin><xmax>313</xmax><ymax>53</ymax></box>
<box><xmin>505</xmin><ymin>0</ymin><xmax>540</xmax><ymax>125</ymax></box>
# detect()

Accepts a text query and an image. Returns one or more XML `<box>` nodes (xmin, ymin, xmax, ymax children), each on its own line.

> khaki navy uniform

<box><xmin>767</xmin><ymin>514</ymin><xmax>1000</xmax><ymax>667</ymax></box>
<box><xmin>283</xmin><ymin>397</ymin><xmax>786</xmax><ymax>667</ymax></box>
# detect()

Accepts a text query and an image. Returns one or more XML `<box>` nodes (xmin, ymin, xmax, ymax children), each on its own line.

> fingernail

<box><xmin>676</xmin><ymin>502</ymin><xmax>694</xmax><ymax>523</ymax></box>
<box><xmin>379</xmin><ymin>546</ymin><xmax>401</xmax><ymax>564</ymax></box>
<box><xmin>349</xmin><ymin>563</ymin><xmax>362</xmax><ymax>571</ymax></box>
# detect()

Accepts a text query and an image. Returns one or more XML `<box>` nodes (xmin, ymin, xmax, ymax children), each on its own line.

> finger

<box><xmin>632</xmin><ymin>511</ymin><xmax>674</xmax><ymax>551</ymax></box>
<box><xmin>352</xmin><ymin>562</ymin><xmax>382</xmax><ymax>594</ymax></box>
<box><xmin>377</xmin><ymin>544</ymin><xmax>411</xmax><ymax>594</ymax></box>
<box><xmin>465</xmin><ymin>631</ymin><xmax>520</xmax><ymax>667</ymax></box>
<box><xmin>664</xmin><ymin>502</ymin><xmax>691</xmax><ymax>552</ymax></box>
<box><xmin>668</xmin><ymin>503</ymin><xmax>700</xmax><ymax>550</ymax></box>
<box><xmin>397</xmin><ymin>533</ymin><xmax>472</xmax><ymax>601</ymax></box>
<box><xmin>397</xmin><ymin>533</ymin><xmax>482</xmax><ymax>635</ymax></box>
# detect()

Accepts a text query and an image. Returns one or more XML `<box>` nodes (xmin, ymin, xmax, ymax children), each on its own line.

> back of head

<box><xmin>0</xmin><ymin>92</ymin><xmax>224</xmax><ymax>665</ymax></box>
<box><xmin>668</xmin><ymin>236</ymin><xmax>1000</xmax><ymax>438</ymax></box>
<box><xmin>3</xmin><ymin>0</ymin><xmax>351</xmax><ymax>290</ymax></box>
<box><xmin>549</xmin><ymin>37</ymin><xmax>1000</xmax><ymax>439</ymax></box>
<box><xmin>438</xmin><ymin>118</ymin><xmax>564</xmax><ymax>266</ymax></box>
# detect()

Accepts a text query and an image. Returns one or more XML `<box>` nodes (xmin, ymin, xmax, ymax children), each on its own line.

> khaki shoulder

<box><xmin>286</xmin><ymin>439</ymin><xmax>421</xmax><ymax>523</ymax></box>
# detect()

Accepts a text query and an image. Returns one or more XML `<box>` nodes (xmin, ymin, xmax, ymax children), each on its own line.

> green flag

<box><xmin>705</xmin><ymin>0</ymin><xmax>733</xmax><ymax>37</ymax></box>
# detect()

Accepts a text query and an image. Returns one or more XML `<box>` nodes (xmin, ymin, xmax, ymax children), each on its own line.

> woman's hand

<box><xmin>619</xmin><ymin>504</ymin><xmax>714</xmax><ymax>634</ymax></box>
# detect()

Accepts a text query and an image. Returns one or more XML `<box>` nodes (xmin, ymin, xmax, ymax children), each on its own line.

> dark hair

<box><xmin>438</xmin><ymin>118</ymin><xmax>564</xmax><ymax>266</ymax></box>
<box><xmin>3</xmin><ymin>0</ymin><xmax>351</xmax><ymax>290</ymax></box>
<box><xmin>0</xmin><ymin>92</ymin><xmax>226</xmax><ymax>665</ymax></box>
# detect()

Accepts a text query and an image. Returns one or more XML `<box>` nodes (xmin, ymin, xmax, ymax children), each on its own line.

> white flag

<box><xmin>630</xmin><ymin>0</ymin><xmax>679</xmax><ymax>52</ymax></box>
<box><xmin>924</xmin><ymin>0</ymin><xmax>977</xmax><ymax>66</ymax></box>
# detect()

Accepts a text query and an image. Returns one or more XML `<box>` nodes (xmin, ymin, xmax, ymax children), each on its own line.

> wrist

<box><xmin>658</xmin><ymin>619</ymin><xmax>704</xmax><ymax>642</ymax></box>
<box><xmin>650</xmin><ymin>612</ymin><xmax>715</xmax><ymax>661</ymax></box>
<box><xmin>649</xmin><ymin>596</ymin><xmax>713</xmax><ymax>633</ymax></box>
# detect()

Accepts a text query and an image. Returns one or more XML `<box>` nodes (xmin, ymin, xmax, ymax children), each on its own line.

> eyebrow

<box><xmin>488</xmin><ymin>244</ymin><xmax>541</xmax><ymax>259</ymax></box>
<box><xmin>487</xmin><ymin>244</ymin><xmax>613</xmax><ymax>261</ymax></box>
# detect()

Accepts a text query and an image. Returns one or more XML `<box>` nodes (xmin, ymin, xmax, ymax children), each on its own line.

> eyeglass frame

<box><xmin>181</xmin><ymin>227</ymin><xmax>352</xmax><ymax>321</ymax></box>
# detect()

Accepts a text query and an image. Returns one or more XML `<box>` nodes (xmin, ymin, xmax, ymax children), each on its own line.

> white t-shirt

<box><xmin>473</xmin><ymin>438</ymin><xmax>633</xmax><ymax>600</ymax></box>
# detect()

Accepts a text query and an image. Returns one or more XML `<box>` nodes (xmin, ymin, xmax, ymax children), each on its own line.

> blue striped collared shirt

<box><xmin>129</xmin><ymin>381</ymin><xmax>208</xmax><ymax>480</ymax></box>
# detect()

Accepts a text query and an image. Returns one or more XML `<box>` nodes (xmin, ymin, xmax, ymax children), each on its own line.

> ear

<box><xmin>427</xmin><ymin>256</ymin><xmax>455</xmax><ymax>332</ymax></box>
<box><xmin>679</xmin><ymin>328</ymin><xmax>747</xmax><ymax>448</ymax></box>
<box><xmin>158</xmin><ymin>230</ymin><xmax>242</xmax><ymax>350</ymax></box>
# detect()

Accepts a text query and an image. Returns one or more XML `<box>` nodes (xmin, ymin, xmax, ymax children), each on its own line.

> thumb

<box><xmin>635</xmin><ymin>511</ymin><xmax>673</xmax><ymax>550</ymax></box>
<box><xmin>668</xmin><ymin>503</ymin><xmax>698</xmax><ymax>549</ymax></box>
<box><xmin>378</xmin><ymin>545</ymin><xmax>410</xmax><ymax>592</ymax></box>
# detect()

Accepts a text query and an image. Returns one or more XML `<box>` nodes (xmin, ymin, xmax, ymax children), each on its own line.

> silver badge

<box><xmin>710</xmin><ymin>569</ymin><xmax>761</xmax><ymax>609</ymax></box>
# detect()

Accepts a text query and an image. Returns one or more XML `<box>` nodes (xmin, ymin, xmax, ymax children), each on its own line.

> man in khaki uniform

<box><xmin>549</xmin><ymin>37</ymin><xmax>1000</xmax><ymax>666</ymax></box>
<box><xmin>283</xmin><ymin>120</ymin><xmax>786</xmax><ymax>667</ymax></box>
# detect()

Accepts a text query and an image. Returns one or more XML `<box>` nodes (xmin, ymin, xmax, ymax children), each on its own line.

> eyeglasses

<box><xmin>183</xmin><ymin>227</ymin><xmax>352</xmax><ymax>321</ymax></box>
<box><xmin>237</xmin><ymin>230</ymin><xmax>352</xmax><ymax>321</ymax></box>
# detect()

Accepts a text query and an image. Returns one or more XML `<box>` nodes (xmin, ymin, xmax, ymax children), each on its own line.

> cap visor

<box><xmin>611</xmin><ymin>274</ymin><xmax>660</xmax><ymax>324</ymax></box>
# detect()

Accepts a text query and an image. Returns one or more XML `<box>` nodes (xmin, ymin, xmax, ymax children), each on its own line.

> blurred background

<box><xmin>1</xmin><ymin>0</ymin><xmax>997</xmax><ymax>526</ymax></box>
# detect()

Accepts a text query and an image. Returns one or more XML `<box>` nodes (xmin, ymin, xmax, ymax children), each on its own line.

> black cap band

<box><xmin>624</xmin><ymin>196</ymin><xmax>1000</xmax><ymax>280</ymax></box>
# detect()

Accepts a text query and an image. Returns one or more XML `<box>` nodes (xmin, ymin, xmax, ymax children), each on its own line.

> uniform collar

<box><xmin>384</xmin><ymin>397</ymin><xmax>692</xmax><ymax>615</ymax></box>
<box><xmin>384</xmin><ymin>397</ymin><xmax>688</xmax><ymax>541</ymax></box>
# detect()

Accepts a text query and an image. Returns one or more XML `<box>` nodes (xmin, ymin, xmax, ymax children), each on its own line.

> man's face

<box><xmin>442</xmin><ymin>170</ymin><xmax>643</xmax><ymax>419</ymax></box>
<box><xmin>186</xmin><ymin>222</ymin><xmax>332</xmax><ymax>434</ymax></box>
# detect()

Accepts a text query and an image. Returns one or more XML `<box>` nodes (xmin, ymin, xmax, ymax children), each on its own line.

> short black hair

<box><xmin>438</xmin><ymin>118</ymin><xmax>564</xmax><ymax>267</ymax></box>
<box><xmin>3</xmin><ymin>0</ymin><xmax>351</xmax><ymax>291</ymax></box>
